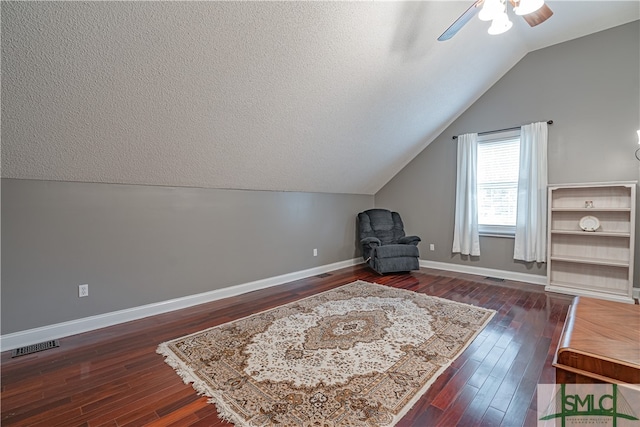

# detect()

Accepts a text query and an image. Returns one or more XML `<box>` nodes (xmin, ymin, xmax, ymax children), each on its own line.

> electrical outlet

<box><xmin>429</xmin><ymin>244</ymin><xmax>435</xmax><ymax>251</ymax></box>
<box><xmin>313</xmin><ymin>248</ymin><xmax>318</xmax><ymax>257</ymax></box>
<box><xmin>79</xmin><ymin>284</ymin><xmax>89</xmax><ymax>298</ymax></box>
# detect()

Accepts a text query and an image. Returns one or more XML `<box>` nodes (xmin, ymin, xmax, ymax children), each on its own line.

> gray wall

<box><xmin>1</xmin><ymin>179</ymin><xmax>373</xmax><ymax>334</ymax></box>
<box><xmin>376</xmin><ymin>21</ymin><xmax>640</xmax><ymax>282</ymax></box>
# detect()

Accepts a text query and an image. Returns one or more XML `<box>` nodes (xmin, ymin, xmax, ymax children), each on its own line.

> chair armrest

<box><xmin>360</xmin><ymin>237</ymin><xmax>381</xmax><ymax>247</ymax></box>
<box><xmin>398</xmin><ymin>235</ymin><xmax>421</xmax><ymax>246</ymax></box>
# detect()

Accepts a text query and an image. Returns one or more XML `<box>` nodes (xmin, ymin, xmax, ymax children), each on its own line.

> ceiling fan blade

<box><xmin>438</xmin><ymin>0</ymin><xmax>483</xmax><ymax>41</ymax></box>
<box><xmin>522</xmin><ymin>3</ymin><xmax>553</xmax><ymax>27</ymax></box>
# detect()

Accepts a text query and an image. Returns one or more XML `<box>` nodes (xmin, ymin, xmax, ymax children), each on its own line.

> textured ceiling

<box><xmin>2</xmin><ymin>1</ymin><xmax>638</xmax><ymax>194</ymax></box>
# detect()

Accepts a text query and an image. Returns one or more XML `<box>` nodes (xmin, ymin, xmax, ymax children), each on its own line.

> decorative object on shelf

<box><xmin>579</xmin><ymin>215</ymin><xmax>600</xmax><ymax>232</ymax></box>
<box><xmin>584</xmin><ymin>200</ymin><xmax>594</xmax><ymax>208</ymax></box>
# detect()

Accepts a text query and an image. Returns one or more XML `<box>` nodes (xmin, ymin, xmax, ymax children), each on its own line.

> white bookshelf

<box><xmin>546</xmin><ymin>182</ymin><xmax>636</xmax><ymax>303</ymax></box>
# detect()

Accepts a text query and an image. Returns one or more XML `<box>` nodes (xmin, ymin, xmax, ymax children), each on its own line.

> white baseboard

<box><xmin>633</xmin><ymin>287</ymin><xmax>640</xmax><ymax>300</ymax></box>
<box><xmin>0</xmin><ymin>258</ymin><xmax>364</xmax><ymax>352</ymax></box>
<box><xmin>419</xmin><ymin>259</ymin><xmax>547</xmax><ymax>286</ymax></box>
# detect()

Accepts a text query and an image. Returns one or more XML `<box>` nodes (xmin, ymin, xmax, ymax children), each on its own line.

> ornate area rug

<box><xmin>157</xmin><ymin>280</ymin><xmax>495</xmax><ymax>426</ymax></box>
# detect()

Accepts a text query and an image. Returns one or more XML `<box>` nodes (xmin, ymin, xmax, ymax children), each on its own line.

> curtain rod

<box><xmin>451</xmin><ymin>120</ymin><xmax>553</xmax><ymax>140</ymax></box>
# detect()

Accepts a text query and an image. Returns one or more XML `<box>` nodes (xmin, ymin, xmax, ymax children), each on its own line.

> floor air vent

<box><xmin>316</xmin><ymin>273</ymin><xmax>332</xmax><ymax>278</ymax></box>
<box><xmin>485</xmin><ymin>276</ymin><xmax>505</xmax><ymax>282</ymax></box>
<box><xmin>12</xmin><ymin>340</ymin><xmax>60</xmax><ymax>358</ymax></box>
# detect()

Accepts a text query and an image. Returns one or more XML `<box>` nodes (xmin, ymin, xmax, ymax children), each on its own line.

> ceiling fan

<box><xmin>438</xmin><ymin>0</ymin><xmax>553</xmax><ymax>41</ymax></box>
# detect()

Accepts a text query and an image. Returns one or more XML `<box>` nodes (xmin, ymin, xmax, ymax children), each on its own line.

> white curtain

<box><xmin>514</xmin><ymin>122</ymin><xmax>548</xmax><ymax>262</ymax></box>
<box><xmin>452</xmin><ymin>133</ymin><xmax>480</xmax><ymax>256</ymax></box>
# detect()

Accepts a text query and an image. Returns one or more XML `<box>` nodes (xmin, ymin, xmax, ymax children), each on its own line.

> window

<box><xmin>477</xmin><ymin>129</ymin><xmax>520</xmax><ymax>236</ymax></box>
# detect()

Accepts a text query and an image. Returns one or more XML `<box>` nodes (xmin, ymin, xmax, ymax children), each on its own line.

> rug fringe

<box><xmin>156</xmin><ymin>343</ymin><xmax>252</xmax><ymax>427</ymax></box>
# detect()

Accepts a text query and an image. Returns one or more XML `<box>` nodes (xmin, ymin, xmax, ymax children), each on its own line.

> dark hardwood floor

<box><xmin>1</xmin><ymin>265</ymin><xmax>574</xmax><ymax>426</ymax></box>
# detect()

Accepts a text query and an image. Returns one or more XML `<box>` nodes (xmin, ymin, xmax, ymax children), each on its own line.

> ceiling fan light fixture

<box><xmin>514</xmin><ymin>0</ymin><xmax>545</xmax><ymax>16</ymax></box>
<box><xmin>488</xmin><ymin>11</ymin><xmax>513</xmax><ymax>35</ymax></box>
<box><xmin>479</xmin><ymin>0</ymin><xmax>503</xmax><ymax>21</ymax></box>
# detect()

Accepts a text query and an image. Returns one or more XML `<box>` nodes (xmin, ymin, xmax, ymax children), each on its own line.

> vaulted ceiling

<box><xmin>2</xmin><ymin>1</ymin><xmax>638</xmax><ymax>194</ymax></box>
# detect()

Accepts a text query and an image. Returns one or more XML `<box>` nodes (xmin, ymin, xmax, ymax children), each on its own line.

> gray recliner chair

<box><xmin>357</xmin><ymin>209</ymin><xmax>421</xmax><ymax>274</ymax></box>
